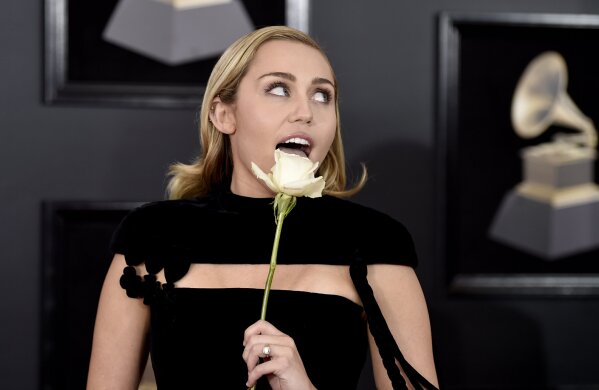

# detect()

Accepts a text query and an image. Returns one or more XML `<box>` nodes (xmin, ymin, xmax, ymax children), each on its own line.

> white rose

<box><xmin>251</xmin><ymin>149</ymin><xmax>325</xmax><ymax>198</ymax></box>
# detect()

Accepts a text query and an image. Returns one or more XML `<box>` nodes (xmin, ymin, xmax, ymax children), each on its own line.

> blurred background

<box><xmin>2</xmin><ymin>0</ymin><xmax>599</xmax><ymax>389</ymax></box>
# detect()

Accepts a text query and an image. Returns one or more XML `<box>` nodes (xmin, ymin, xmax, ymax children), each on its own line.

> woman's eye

<box><xmin>313</xmin><ymin>91</ymin><xmax>330</xmax><ymax>103</ymax></box>
<box><xmin>268</xmin><ymin>85</ymin><xmax>288</xmax><ymax>97</ymax></box>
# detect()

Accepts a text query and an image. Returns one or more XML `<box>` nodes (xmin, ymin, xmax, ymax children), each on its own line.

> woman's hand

<box><xmin>242</xmin><ymin>320</ymin><xmax>316</xmax><ymax>390</ymax></box>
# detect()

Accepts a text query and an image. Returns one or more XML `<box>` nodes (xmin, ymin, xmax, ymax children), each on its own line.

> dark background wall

<box><xmin>2</xmin><ymin>0</ymin><xmax>599</xmax><ymax>389</ymax></box>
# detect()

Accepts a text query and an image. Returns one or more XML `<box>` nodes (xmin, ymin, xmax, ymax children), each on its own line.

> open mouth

<box><xmin>275</xmin><ymin>137</ymin><xmax>311</xmax><ymax>158</ymax></box>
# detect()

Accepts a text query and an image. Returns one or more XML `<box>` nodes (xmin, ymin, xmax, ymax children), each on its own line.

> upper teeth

<box><xmin>284</xmin><ymin>137</ymin><xmax>310</xmax><ymax>146</ymax></box>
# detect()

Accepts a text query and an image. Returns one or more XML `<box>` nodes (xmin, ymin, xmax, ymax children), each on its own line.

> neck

<box><xmin>230</xmin><ymin>172</ymin><xmax>274</xmax><ymax>198</ymax></box>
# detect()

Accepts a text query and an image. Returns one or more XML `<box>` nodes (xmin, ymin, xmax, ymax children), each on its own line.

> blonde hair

<box><xmin>168</xmin><ymin>26</ymin><xmax>366</xmax><ymax>199</ymax></box>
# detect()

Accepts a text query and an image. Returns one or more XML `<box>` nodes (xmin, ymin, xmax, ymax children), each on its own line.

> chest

<box><xmin>154</xmin><ymin>263</ymin><xmax>362</xmax><ymax>306</ymax></box>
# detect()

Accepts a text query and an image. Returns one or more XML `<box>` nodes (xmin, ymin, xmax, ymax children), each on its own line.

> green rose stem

<box><xmin>249</xmin><ymin>193</ymin><xmax>296</xmax><ymax>390</ymax></box>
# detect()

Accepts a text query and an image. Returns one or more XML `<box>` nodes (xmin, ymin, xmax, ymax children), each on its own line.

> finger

<box><xmin>243</xmin><ymin>320</ymin><xmax>285</xmax><ymax>346</ymax></box>
<box><xmin>245</xmin><ymin>342</ymin><xmax>285</xmax><ymax>372</ymax></box>
<box><xmin>243</xmin><ymin>335</ymin><xmax>283</xmax><ymax>365</ymax></box>
<box><xmin>242</xmin><ymin>334</ymin><xmax>294</xmax><ymax>363</ymax></box>
<box><xmin>244</xmin><ymin>342</ymin><xmax>266</xmax><ymax>369</ymax></box>
<box><xmin>246</xmin><ymin>359</ymin><xmax>281</xmax><ymax>388</ymax></box>
<box><xmin>246</xmin><ymin>350</ymin><xmax>298</xmax><ymax>387</ymax></box>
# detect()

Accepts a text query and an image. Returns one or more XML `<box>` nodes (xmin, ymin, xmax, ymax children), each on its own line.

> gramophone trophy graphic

<box><xmin>489</xmin><ymin>51</ymin><xmax>599</xmax><ymax>260</ymax></box>
<box><xmin>103</xmin><ymin>0</ymin><xmax>254</xmax><ymax>65</ymax></box>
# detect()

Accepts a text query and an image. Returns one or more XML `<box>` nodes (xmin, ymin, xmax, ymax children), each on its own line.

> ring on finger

<box><xmin>262</xmin><ymin>344</ymin><xmax>271</xmax><ymax>357</ymax></box>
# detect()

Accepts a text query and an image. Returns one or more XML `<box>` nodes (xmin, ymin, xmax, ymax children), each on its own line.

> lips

<box><xmin>275</xmin><ymin>136</ymin><xmax>312</xmax><ymax>158</ymax></box>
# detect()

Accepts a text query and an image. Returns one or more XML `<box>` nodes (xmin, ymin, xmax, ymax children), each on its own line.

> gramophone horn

<box><xmin>511</xmin><ymin>51</ymin><xmax>597</xmax><ymax>148</ymax></box>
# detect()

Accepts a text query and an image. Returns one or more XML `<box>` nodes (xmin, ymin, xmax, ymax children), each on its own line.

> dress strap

<box><xmin>349</xmin><ymin>255</ymin><xmax>438</xmax><ymax>390</ymax></box>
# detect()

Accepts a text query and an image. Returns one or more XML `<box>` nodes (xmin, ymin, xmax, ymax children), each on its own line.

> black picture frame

<box><xmin>44</xmin><ymin>0</ymin><xmax>310</xmax><ymax>109</ymax></box>
<box><xmin>41</xmin><ymin>201</ymin><xmax>144</xmax><ymax>390</ymax></box>
<box><xmin>437</xmin><ymin>12</ymin><xmax>599</xmax><ymax>296</ymax></box>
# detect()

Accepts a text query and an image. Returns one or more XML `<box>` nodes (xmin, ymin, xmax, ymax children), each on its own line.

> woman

<box><xmin>87</xmin><ymin>26</ymin><xmax>439</xmax><ymax>390</ymax></box>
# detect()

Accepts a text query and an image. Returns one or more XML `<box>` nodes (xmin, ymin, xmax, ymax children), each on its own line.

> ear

<box><xmin>209</xmin><ymin>97</ymin><xmax>236</xmax><ymax>135</ymax></box>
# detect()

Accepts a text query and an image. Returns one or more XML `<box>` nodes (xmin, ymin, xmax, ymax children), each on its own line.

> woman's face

<box><xmin>220</xmin><ymin>40</ymin><xmax>337</xmax><ymax>197</ymax></box>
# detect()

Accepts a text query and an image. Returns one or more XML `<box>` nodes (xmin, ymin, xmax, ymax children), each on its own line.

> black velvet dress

<box><xmin>113</xmin><ymin>191</ymin><xmax>436</xmax><ymax>389</ymax></box>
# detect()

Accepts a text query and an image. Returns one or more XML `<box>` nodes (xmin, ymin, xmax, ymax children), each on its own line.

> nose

<box><xmin>288</xmin><ymin>95</ymin><xmax>313</xmax><ymax>124</ymax></box>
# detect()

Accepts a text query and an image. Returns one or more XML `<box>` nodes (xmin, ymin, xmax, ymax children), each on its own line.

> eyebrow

<box><xmin>258</xmin><ymin>72</ymin><xmax>335</xmax><ymax>88</ymax></box>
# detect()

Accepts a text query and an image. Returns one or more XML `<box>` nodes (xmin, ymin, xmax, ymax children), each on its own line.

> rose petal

<box><xmin>282</xmin><ymin>177</ymin><xmax>325</xmax><ymax>198</ymax></box>
<box><xmin>251</xmin><ymin>162</ymin><xmax>280</xmax><ymax>193</ymax></box>
<box><xmin>274</xmin><ymin>150</ymin><xmax>320</xmax><ymax>184</ymax></box>
<box><xmin>253</xmin><ymin>150</ymin><xmax>325</xmax><ymax>198</ymax></box>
